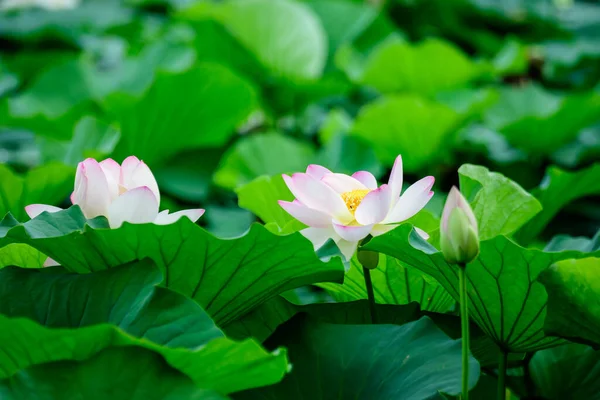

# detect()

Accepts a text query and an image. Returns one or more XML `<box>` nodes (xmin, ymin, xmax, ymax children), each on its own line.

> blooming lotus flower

<box><xmin>25</xmin><ymin>156</ymin><xmax>205</xmax><ymax>229</ymax></box>
<box><xmin>278</xmin><ymin>155</ymin><xmax>434</xmax><ymax>260</ymax></box>
<box><xmin>440</xmin><ymin>186</ymin><xmax>479</xmax><ymax>265</ymax></box>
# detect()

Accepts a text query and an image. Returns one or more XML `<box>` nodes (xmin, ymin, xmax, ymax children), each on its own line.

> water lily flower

<box><xmin>25</xmin><ymin>156</ymin><xmax>205</xmax><ymax>229</ymax></box>
<box><xmin>440</xmin><ymin>186</ymin><xmax>479</xmax><ymax>265</ymax></box>
<box><xmin>278</xmin><ymin>155</ymin><xmax>434</xmax><ymax>260</ymax></box>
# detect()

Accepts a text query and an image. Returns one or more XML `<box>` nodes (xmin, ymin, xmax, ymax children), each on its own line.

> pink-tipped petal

<box><xmin>352</xmin><ymin>171</ymin><xmax>378</xmax><ymax>189</ymax></box>
<box><xmin>43</xmin><ymin>258</ymin><xmax>60</xmax><ymax>267</ymax></box>
<box><xmin>120</xmin><ymin>157</ymin><xmax>160</xmax><ymax>204</ymax></box>
<box><xmin>336</xmin><ymin>239</ymin><xmax>359</xmax><ymax>261</ymax></box>
<box><xmin>154</xmin><ymin>208</ymin><xmax>205</xmax><ymax>225</ymax></box>
<box><xmin>388</xmin><ymin>155</ymin><xmax>404</xmax><ymax>202</ymax></box>
<box><xmin>25</xmin><ymin>204</ymin><xmax>62</xmax><ymax>219</ymax></box>
<box><xmin>414</xmin><ymin>227</ymin><xmax>430</xmax><ymax>240</ymax></box>
<box><xmin>355</xmin><ymin>184</ymin><xmax>392</xmax><ymax>225</ymax></box>
<box><xmin>99</xmin><ymin>158</ymin><xmax>121</xmax><ymax>201</ymax></box>
<box><xmin>442</xmin><ymin>186</ymin><xmax>478</xmax><ymax>233</ymax></box>
<box><xmin>107</xmin><ymin>186</ymin><xmax>159</xmax><ymax>228</ymax></box>
<box><xmin>278</xmin><ymin>200</ymin><xmax>331</xmax><ymax>228</ymax></box>
<box><xmin>321</xmin><ymin>173</ymin><xmax>368</xmax><ymax>193</ymax></box>
<box><xmin>332</xmin><ymin>221</ymin><xmax>374</xmax><ymax>242</ymax></box>
<box><xmin>73</xmin><ymin>158</ymin><xmax>111</xmax><ymax>219</ymax></box>
<box><xmin>306</xmin><ymin>164</ymin><xmax>331</xmax><ymax>180</ymax></box>
<box><xmin>384</xmin><ymin>176</ymin><xmax>435</xmax><ymax>224</ymax></box>
<box><xmin>301</xmin><ymin>226</ymin><xmax>338</xmax><ymax>250</ymax></box>
<box><xmin>289</xmin><ymin>173</ymin><xmax>353</xmax><ymax>223</ymax></box>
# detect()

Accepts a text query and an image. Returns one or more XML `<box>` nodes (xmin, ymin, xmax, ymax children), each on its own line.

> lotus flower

<box><xmin>25</xmin><ymin>156</ymin><xmax>205</xmax><ymax>228</ymax></box>
<box><xmin>278</xmin><ymin>155</ymin><xmax>434</xmax><ymax>260</ymax></box>
<box><xmin>440</xmin><ymin>186</ymin><xmax>479</xmax><ymax>265</ymax></box>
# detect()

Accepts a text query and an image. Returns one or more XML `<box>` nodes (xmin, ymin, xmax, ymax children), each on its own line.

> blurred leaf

<box><xmin>545</xmin><ymin>230</ymin><xmax>600</xmax><ymax>252</ymax></box>
<box><xmin>352</xmin><ymin>94</ymin><xmax>461</xmax><ymax>170</ymax></box>
<box><xmin>109</xmin><ymin>64</ymin><xmax>257</xmax><ymax>165</ymax></box>
<box><xmin>0</xmin><ymin>243</ymin><xmax>45</xmax><ymax>269</ymax></box>
<box><xmin>529</xmin><ymin>344</ymin><xmax>600</xmax><ymax>400</ymax></box>
<box><xmin>320</xmin><ymin>254</ymin><xmax>455</xmax><ymax>313</ymax></box>
<box><xmin>458</xmin><ymin>124</ymin><xmax>527</xmax><ymax>165</ymax></box>
<box><xmin>0</xmin><ymin>347</ymin><xmax>226</xmax><ymax>400</ymax></box>
<box><xmin>204</xmin><ymin>205</ymin><xmax>254</xmax><ymax>238</ymax></box>
<box><xmin>360</xmin><ymin>36</ymin><xmax>487</xmax><ymax>95</ymax></box>
<box><xmin>0</xmin><ymin>63</ymin><xmax>18</xmax><ymax>98</ymax></box>
<box><xmin>516</xmin><ymin>163</ymin><xmax>600</xmax><ymax>244</ymax></box>
<box><xmin>0</xmin><ymin>260</ymin><xmax>287</xmax><ymax>394</ymax></box>
<box><xmin>37</xmin><ymin>116</ymin><xmax>120</xmax><ymax>166</ymax></box>
<box><xmin>0</xmin><ymin>162</ymin><xmax>73</xmax><ymax>221</ymax></box>
<box><xmin>0</xmin><ymin>1</ymin><xmax>133</xmax><ymax>43</ymax></box>
<box><xmin>235</xmin><ymin>316</ymin><xmax>480</xmax><ymax>399</ymax></box>
<box><xmin>316</xmin><ymin>133</ymin><xmax>384</xmax><ymax>178</ymax></box>
<box><xmin>236</xmin><ymin>175</ymin><xmax>294</xmax><ymax>229</ymax></box>
<box><xmin>214</xmin><ymin>132</ymin><xmax>315</xmax><ymax>190</ymax></box>
<box><xmin>364</xmin><ymin>224</ymin><xmax>599</xmax><ymax>352</ymax></box>
<box><xmin>539</xmin><ymin>257</ymin><xmax>600</xmax><ymax>347</ymax></box>
<box><xmin>317</xmin><ymin>108</ymin><xmax>352</xmax><ymax>144</ymax></box>
<box><xmin>0</xmin><ymin>207</ymin><xmax>344</xmax><ymax>326</ymax></box>
<box><xmin>484</xmin><ymin>84</ymin><xmax>600</xmax><ymax>153</ymax></box>
<box><xmin>492</xmin><ymin>38</ymin><xmax>528</xmax><ymax>75</ymax></box>
<box><xmin>551</xmin><ymin>124</ymin><xmax>600</xmax><ymax>168</ymax></box>
<box><xmin>458</xmin><ymin>164</ymin><xmax>542</xmax><ymax>240</ymax></box>
<box><xmin>220</xmin><ymin>0</ymin><xmax>327</xmax><ymax>81</ymax></box>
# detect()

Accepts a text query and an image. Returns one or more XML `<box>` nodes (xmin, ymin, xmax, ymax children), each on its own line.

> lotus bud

<box><xmin>440</xmin><ymin>186</ymin><xmax>479</xmax><ymax>266</ymax></box>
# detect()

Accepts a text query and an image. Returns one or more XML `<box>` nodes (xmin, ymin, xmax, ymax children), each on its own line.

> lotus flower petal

<box><xmin>107</xmin><ymin>186</ymin><xmax>159</xmax><ymax>228</ymax></box>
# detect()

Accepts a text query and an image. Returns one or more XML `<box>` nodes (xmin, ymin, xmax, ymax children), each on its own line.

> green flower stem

<box><xmin>458</xmin><ymin>263</ymin><xmax>470</xmax><ymax>400</ymax></box>
<box><xmin>363</xmin><ymin>266</ymin><xmax>377</xmax><ymax>324</ymax></box>
<box><xmin>498</xmin><ymin>350</ymin><xmax>508</xmax><ymax>400</ymax></box>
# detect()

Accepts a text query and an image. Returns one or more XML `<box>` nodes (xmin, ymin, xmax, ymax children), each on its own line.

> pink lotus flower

<box><xmin>279</xmin><ymin>155</ymin><xmax>434</xmax><ymax>260</ymax></box>
<box><xmin>25</xmin><ymin>156</ymin><xmax>205</xmax><ymax>229</ymax></box>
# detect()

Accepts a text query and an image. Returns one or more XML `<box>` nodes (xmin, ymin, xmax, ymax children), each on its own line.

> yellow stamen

<box><xmin>341</xmin><ymin>189</ymin><xmax>370</xmax><ymax>215</ymax></box>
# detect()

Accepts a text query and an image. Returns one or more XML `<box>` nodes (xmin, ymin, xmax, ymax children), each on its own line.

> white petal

<box><xmin>305</xmin><ymin>164</ymin><xmax>331</xmax><ymax>180</ymax></box>
<box><xmin>371</xmin><ymin>224</ymin><xmax>398</xmax><ymax>237</ymax></box>
<box><xmin>336</xmin><ymin>239</ymin><xmax>359</xmax><ymax>261</ymax></box>
<box><xmin>332</xmin><ymin>221</ymin><xmax>374</xmax><ymax>242</ymax></box>
<box><xmin>384</xmin><ymin>176</ymin><xmax>435</xmax><ymax>223</ymax></box>
<box><xmin>43</xmin><ymin>258</ymin><xmax>60</xmax><ymax>267</ymax></box>
<box><xmin>25</xmin><ymin>204</ymin><xmax>63</xmax><ymax>219</ymax></box>
<box><xmin>73</xmin><ymin>158</ymin><xmax>111</xmax><ymax>219</ymax></box>
<box><xmin>321</xmin><ymin>173</ymin><xmax>367</xmax><ymax>193</ymax></box>
<box><xmin>352</xmin><ymin>171</ymin><xmax>378</xmax><ymax>189</ymax></box>
<box><xmin>441</xmin><ymin>186</ymin><xmax>478</xmax><ymax>233</ymax></box>
<box><xmin>278</xmin><ymin>200</ymin><xmax>331</xmax><ymax>228</ymax></box>
<box><xmin>120</xmin><ymin>156</ymin><xmax>160</xmax><ymax>204</ymax></box>
<box><xmin>388</xmin><ymin>155</ymin><xmax>404</xmax><ymax>203</ymax></box>
<box><xmin>414</xmin><ymin>227</ymin><xmax>430</xmax><ymax>240</ymax></box>
<box><xmin>107</xmin><ymin>186</ymin><xmax>159</xmax><ymax>228</ymax></box>
<box><xmin>288</xmin><ymin>173</ymin><xmax>353</xmax><ymax>223</ymax></box>
<box><xmin>355</xmin><ymin>184</ymin><xmax>392</xmax><ymax>225</ymax></box>
<box><xmin>301</xmin><ymin>226</ymin><xmax>338</xmax><ymax>250</ymax></box>
<box><xmin>154</xmin><ymin>209</ymin><xmax>205</xmax><ymax>225</ymax></box>
<box><xmin>99</xmin><ymin>158</ymin><xmax>121</xmax><ymax>201</ymax></box>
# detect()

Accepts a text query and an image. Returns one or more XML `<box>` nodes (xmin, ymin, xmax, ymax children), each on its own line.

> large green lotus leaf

<box><xmin>0</xmin><ymin>162</ymin><xmax>73</xmax><ymax>221</ymax></box>
<box><xmin>0</xmin><ymin>207</ymin><xmax>344</xmax><ymax>326</ymax></box>
<box><xmin>235</xmin><ymin>316</ymin><xmax>480</xmax><ymax>399</ymax></box>
<box><xmin>0</xmin><ymin>244</ymin><xmax>45</xmax><ymax>269</ymax></box>
<box><xmin>458</xmin><ymin>164</ymin><xmax>542</xmax><ymax>240</ymax></box>
<box><xmin>539</xmin><ymin>257</ymin><xmax>600</xmax><ymax>347</ymax></box>
<box><xmin>225</xmin><ymin>297</ymin><xmax>519</xmax><ymax>369</ymax></box>
<box><xmin>352</xmin><ymin>94</ymin><xmax>461</xmax><ymax>170</ymax></box>
<box><xmin>0</xmin><ymin>347</ymin><xmax>226</xmax><ymax>400</ymax></box>
<box><xmin>516</xmin><ymin>163</ymin><xmax>600</xmax><ymax>244</ymax></box>
<box><xmin>236</xmin><ymin>175</ymin><xmax>295</xmax><ymax>229</ymax></box>
<box><xmin>0</xmin><ymin>260</ymin><xmax>287</xmax><ymax>393</ymax></box>
<box><xmin>360</xmin><ymin>36</ymin><xmax>487</xmax><ymax>95</ymax></box>
<box><xmin>214</xmin><ymin>132</ymin><xmax>315</xmax><ymax>190</ymax></box>
<box><xmin>219</xmin><ymin>0</ymin><xmax>327</xmax><ymax>81</ymax></box>
<box><xmin>108</xmin><ymin>64</ymin><xmax>256</xmax><ymax>165</ymax></box>
<box><xmin>320</xmin><ymin>254</ymin><xmax>455</xmax><ymax>313</ymax></box>
<box><xmin>529</xmin><ymin>344</ymin><xmax>600</xmax><ymax>400</ymax></box>
<box><xmin>484</xmin><ymin>84</ymin><xmax>600</xmax><ymax>153</ymax></box>
<box><xmin>364</xmin><ymin>225</ymin><xmax>600</xmax><ymax>352</ymax></box>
